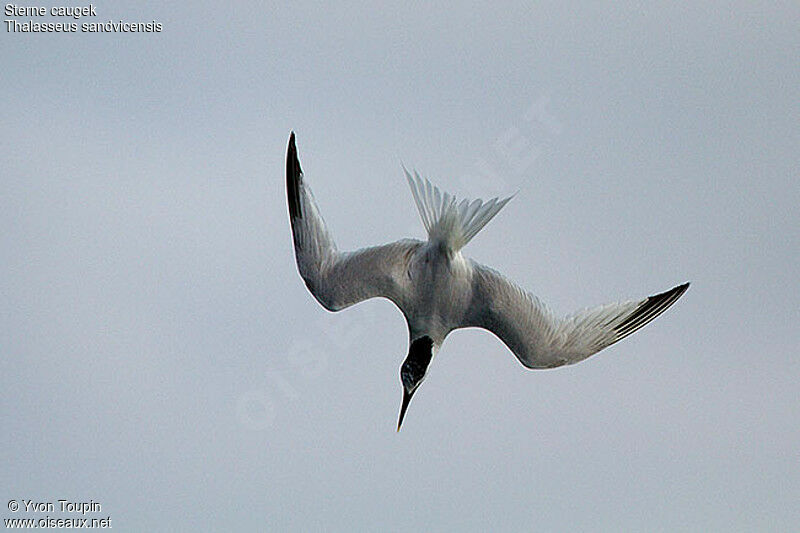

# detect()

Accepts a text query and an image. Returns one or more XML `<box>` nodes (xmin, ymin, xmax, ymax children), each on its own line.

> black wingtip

<box><xmin>671</xmin><ymin>281</ymin><xmax>691</xmax><ymax>300</ymax></box>
<box><xmin>613</xmin><ymin>281</ymin><xmax>690</xmax><ymax>338</ymax></box>
<box><xmin>286</xmin><ymin>131</ymin><xmax>302</xmax><ymax>220</ymax></box>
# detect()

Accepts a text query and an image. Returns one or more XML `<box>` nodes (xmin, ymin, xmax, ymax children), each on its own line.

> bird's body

<box><xmin>285</xmin><ymin>132</ymin><xmax>689</xmax><ymax>429</ymax></box>
<box><xmin>403</xmin><ymin>243</ymin><xmax>472</xmax><ymax>347</ymax></box>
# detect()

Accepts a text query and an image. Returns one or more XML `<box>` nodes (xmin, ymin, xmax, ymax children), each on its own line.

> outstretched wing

<box><xmin>463</xmin><ymin>262</ymin><xmax>689</xmax><ymax>368</ymax></box>
<box><xmin>287</xmin><ymin>132</ymin><xmax>421</xmax><ymax>311</ymax></box>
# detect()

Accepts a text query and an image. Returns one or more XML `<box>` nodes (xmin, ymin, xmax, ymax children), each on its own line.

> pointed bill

<box><xmin>397</xmin><ymin>388</ymin><xmax>415</xmax><ymax>432</ymax></box>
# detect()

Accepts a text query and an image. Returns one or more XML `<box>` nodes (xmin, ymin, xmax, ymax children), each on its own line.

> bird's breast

<box><xmin>403</xmin><ymin>248</ymin><xmax>474</xmax><ymax>337</ymax></box>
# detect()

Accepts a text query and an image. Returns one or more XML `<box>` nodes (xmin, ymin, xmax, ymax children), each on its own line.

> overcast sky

<box><xmin>2</xmin><ymin>2</ymin><xmax>798</xmax><ymax>531</ymax></box>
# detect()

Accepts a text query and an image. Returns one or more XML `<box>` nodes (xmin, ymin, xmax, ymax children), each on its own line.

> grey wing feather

<box><xmin>287</xmin><ymin>133</ymin><xmax>421</xmax><ymax>311</ymax></box>
<box><xmin>464</xmin><ymin>262</ymin><xmax>689</xmax><ymax>368</ymax></box>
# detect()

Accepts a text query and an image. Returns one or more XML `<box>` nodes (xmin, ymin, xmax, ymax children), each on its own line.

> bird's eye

<box><xmin>401</xmin><ymin>363</ymin><xmax>421</xmax><ymax>388</ymax></box>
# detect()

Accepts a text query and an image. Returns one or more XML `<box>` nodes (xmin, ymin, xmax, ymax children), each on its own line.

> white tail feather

<box><xmin>403</xmin><ymin>167</ymin><xmax>513</xmax><ymax>251</ymax></box>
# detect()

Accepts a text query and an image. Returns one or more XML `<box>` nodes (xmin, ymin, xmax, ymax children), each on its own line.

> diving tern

<box><xmin>285</xmin><ymin>132</ymin><xmax>689</xmax><ymax>431</ymax></box>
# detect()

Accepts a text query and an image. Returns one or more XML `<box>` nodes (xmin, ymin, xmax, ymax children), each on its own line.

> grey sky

<box><xmin>2</xmin><ymin>2</ymin><xmax>798</xmax><ymax>531</ymax></box>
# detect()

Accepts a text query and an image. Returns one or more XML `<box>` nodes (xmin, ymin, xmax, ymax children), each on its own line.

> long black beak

<box><xmin>397</xmin><ymin>388</ymin><xmax>415</xmax><ymax>432</ymax></box>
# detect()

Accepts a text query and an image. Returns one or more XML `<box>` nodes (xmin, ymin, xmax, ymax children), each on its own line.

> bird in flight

<box><xmin>285</xmin><ymin>132</ymin><xmax>689</xmax><ymax>431</ymax></box>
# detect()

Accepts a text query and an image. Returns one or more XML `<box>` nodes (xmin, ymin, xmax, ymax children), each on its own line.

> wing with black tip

<box><xmin>286</xmin><ymin>132</ymin><xmax>421</xmax><ymax>311</ymax></box>
<box><xmin>463</xmin><ymin>262</ymin><xmax>690</xmax><ymax>368</ymax></box>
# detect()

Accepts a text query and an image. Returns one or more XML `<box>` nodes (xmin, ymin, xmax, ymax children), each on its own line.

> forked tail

<box><xmin>404</xmin><ymin>168</ymin><xmax>513</xmax><ymax>251</ymax></box>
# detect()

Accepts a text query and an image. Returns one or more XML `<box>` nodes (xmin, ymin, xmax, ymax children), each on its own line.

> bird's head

<box><xmin>397</xmin><ymin>336</ymin><xmax>435</xmax><ymax>431</ymax></box>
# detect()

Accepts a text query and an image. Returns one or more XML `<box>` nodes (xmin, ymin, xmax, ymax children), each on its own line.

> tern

<box><xmin>285</xmin><ymin>132</ymin><xmax>689</xmax><ymax>431</ymax></box>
